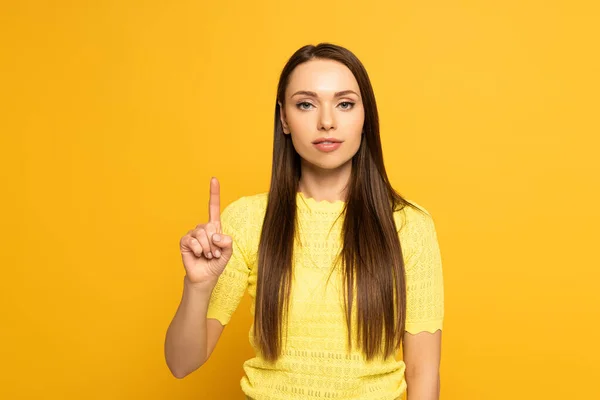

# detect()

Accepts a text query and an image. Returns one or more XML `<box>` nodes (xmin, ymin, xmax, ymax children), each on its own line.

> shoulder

<box><xmin>222</xmin><ymin>191</ymin><xmax>268</xmax><ymax>215</ymax></box>
<box><xmin>221</xmin><ymin>191</ymin><xmax>268</xmax><ymax>232</ymax></box>
<box><xmin>393</xmin><ymin>199</ymin><xmax>434</xmax><ymax>233</ymax></box>
<box><xmin>393</xmin><ymin>199</ymin><xmax>439</xmax><ymax>258</ymax></box>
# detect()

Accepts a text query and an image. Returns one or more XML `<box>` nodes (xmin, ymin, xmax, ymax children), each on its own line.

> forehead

<box><xmin>286</xmin><ymin>59</ymin><xmax>359</xmax><ymax>97</ymax></box>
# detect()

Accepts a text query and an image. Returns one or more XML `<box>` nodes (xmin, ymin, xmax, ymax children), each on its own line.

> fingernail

<box><xmin>214</xmin><ymin>250</ymin><xmax>221</xmax><ymax>257</ymax></box>
<box><xmin>213</xmin><ymin>234</ymin><xmax>221</xmax><ymax>242</ymax></box>
<box><xmin>207</xmin><ymin>252</ymin><xmax>212</xmax><ymax>258</ymax></box>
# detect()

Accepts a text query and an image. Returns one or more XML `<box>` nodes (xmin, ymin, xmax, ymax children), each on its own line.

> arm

<box><xmin>165</xmin><ymin>182</ymin><xmax>251</xmax><ymax>379</ymax></box>
<box><xmin>403</xmin><ymin>329</ymin><xmax>442</xmax><ymax>400</ymax></box>
<box><xmin>164</xmin><ymin>276</ymin><xmax>225</xmax><ymax>378</ymax></box>
<box><xmin>165</xmin><ymin>195</ymin><xmax>252</xmax><ymax>378</ymax></box>
<box><xmin>398</xmin><ymin>204</ymin><xmax>445</xmax><ymax>399</ymax></box>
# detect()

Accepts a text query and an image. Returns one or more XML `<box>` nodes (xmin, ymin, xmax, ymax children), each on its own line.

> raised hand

<box><xmin>179</xmin><ymin>177</ymin><xmax>233</xmax><ymax>287</ymax></box>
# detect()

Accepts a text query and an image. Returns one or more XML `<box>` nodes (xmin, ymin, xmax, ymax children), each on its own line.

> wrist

<box><xmin>183</xmin><ymin>274</ymin><xmax>217</xmax><ymax>293</ymax></box>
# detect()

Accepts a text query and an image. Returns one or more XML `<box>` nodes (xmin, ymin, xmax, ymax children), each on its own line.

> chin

<box><xmin>306</xmin><ymin>157</ymin><xmax>352</xmax><ymax>171</ymax></box>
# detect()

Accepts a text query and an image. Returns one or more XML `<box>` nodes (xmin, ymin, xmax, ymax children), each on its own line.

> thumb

<box><xmin>211</xmin><ymin>232</ymin><xmax>232</xmax><ymax>252</ymax></box>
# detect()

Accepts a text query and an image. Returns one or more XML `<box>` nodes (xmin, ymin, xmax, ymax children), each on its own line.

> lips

<box><xmin>312</xmin><ymin>138</ymin><xmax>342</xmax><ymax>144</ymax></box>
<box><xmin>313</xmin><ymin>141</ymin><xmax>342</xmax><ymax>152</ymax></box>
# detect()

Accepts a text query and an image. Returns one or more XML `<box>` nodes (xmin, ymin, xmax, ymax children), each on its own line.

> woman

<box><xmin>165</xmin><ymin>43</ymin><xmax>444</xmax><ymax>400</ymax></box>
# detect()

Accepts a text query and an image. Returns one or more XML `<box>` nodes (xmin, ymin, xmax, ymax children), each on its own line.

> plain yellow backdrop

<box><xmin>1</xmin><ymin>1</ymin><xmax>598</xmax><ymax>399</ymax></box>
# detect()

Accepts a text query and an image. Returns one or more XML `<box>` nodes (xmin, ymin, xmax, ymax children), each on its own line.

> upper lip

<box><xmin>312</xmin><ymin>137</ymin><xmax>343</xmax><ymax>144</ymax></box>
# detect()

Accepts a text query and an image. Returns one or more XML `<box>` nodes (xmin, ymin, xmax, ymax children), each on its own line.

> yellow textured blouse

<box><xmin>206</xmin><ymin>191</ymin><xmax>444</xmax><ymax>400</ymax></box>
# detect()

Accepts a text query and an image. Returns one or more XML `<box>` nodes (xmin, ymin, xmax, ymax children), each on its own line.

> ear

<box><xmin>278</xmin><ymin>101</ymin><xmax>290</xmax><ymax>134</ymax></box>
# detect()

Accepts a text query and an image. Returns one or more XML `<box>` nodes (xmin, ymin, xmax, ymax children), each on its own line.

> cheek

<box><xmin>345</xmin><ymin>103</ymin><xmax>365</xmax><ymax>125</ymax></box>
<box><xmin>347</xmin><ymin>135</ymin><xmax>362</xmax><ymax>156</ymax></box>
<box><xmin>289</xmin><ymin>134</ymin><xmax>312</xmax><ymax>159</ymax></box>
<box><xmin>349</xmin><ymin>112</ymin><xmax>365</xmax><ymax>129</ymax></box>
<box><xmin>286</xmin><ymin>108</ymin><xmax>311</xmax><ymax>130</ymax></box>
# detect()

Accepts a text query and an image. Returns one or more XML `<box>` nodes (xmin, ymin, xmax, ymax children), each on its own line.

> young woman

<box><xmin>165</xmin><ymin>43</ymin><xmax>444</xmax><ymax>400</ymax></box>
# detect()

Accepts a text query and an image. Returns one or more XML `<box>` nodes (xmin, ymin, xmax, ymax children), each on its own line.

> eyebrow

<box><xmin>291</xmin><ymin>90</ymin><xmax>360</xmax><ymax>98</ymax></box>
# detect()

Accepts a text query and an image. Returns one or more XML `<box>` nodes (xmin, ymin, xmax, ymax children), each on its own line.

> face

<box><xmin>279</xmin><ymin>59</ymin><xmax>365</xmax><ymax>171</ymax></box>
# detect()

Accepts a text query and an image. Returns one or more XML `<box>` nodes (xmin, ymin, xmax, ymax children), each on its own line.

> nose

<box><xmin>318</xmin><ymin>105</ymin><xmax>336</xmax><ymax>131</ymax></box>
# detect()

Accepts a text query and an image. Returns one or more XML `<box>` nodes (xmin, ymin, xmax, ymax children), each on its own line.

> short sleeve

<box><xmin>206</xmin><ymin>197</ymin><xmax>252</xmax><ymax>326</ymax></box>
<box><xmin>399</xmin><ymin>205</ymin><xmax>445</xmax><ymax>334</ymax></box>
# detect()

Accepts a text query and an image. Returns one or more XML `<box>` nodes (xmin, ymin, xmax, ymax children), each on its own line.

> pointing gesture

<box><xmin>208</xmin><ymin>176</ymin><xmax>221</xmax><ymax>231</ymax></box>
<box><xmin>179</xmin><ymin>177</ymin><xmax>234</xmax><ymax>287</ymax></box>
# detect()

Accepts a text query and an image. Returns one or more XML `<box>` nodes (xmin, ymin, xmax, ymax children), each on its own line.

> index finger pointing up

<box><xmin>209</xmin><ymin>177</ymin><xmax>221</xmax><ymax>224</ymax></box>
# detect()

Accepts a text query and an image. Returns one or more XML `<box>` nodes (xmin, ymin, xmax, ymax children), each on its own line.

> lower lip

<box><xmin>313</xmin><ymin>142</ymin><xmax>342</xmax><ymax>152</ymax></box>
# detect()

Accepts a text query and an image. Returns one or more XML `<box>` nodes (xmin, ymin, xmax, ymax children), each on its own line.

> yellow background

<box><xmin>1</xmin><ymin>1</ymin><xmax>598</xmax><ymax>399</ymax></box>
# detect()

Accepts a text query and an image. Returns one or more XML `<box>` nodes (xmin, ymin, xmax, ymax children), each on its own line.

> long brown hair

<box><xmin>254</xmin><ymin>42</ymin><xmax>425</xmax><ymax>362</ymax></box>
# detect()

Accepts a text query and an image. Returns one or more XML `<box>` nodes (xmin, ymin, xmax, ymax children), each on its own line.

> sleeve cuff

<box><xmin>405</xmin><ymin>319</ymin><xmax>443</xmax><ymax>334</ymax></box>
<box><xmin>206</xmin><ymin>309</ymin><xmax>230</xmax><ymax>326</ymax></box>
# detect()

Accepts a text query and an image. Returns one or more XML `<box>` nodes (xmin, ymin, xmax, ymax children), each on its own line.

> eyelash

<box><xmin>295</xmin><ymin>101</ymin><xmax>355</xmax><ymax>111</ymax></box>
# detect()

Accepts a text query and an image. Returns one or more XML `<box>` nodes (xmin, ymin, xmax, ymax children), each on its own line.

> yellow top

<box><xmin>207</xmin><ymin>191</ymin><xmax>444</xmax><ymax>400</ymax></box>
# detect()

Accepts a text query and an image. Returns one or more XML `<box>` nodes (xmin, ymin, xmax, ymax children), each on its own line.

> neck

<box><xmin>297</xmin><ymin>159</ymin><xmax>351</xmax><ymax>203</ymax></box>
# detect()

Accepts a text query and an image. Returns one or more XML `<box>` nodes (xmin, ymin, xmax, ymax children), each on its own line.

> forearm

<box><xmin>406</xmin><ymin>372</ymin><xmax>440</xmax><ymax>400</ymax></box>
<box><xmin>164</xmin><ymin>276</ymin><xmax>215</xmax><ymax>378</ymax></box>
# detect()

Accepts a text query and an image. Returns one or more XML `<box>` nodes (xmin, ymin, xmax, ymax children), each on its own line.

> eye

<box><xmin>295</xmin><ymin>101</ymin><xmax>356</xmax><ymax>111</ymax></box>
<box><xmin>296</xmin><ymin>101</ymin><xmax>314</xmax><ymax>110</ymax></box>
<box><xmin>339</xmin><ymin>101</ymin><xmax>355</xmax><ymax>110</ymax></box>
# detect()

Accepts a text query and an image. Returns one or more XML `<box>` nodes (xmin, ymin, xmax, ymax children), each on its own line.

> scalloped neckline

<box><xmin>297</xmin><ymin>191</ymin><xmax>345</xmax><ymax>212</ymax></box>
